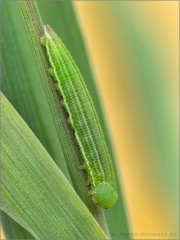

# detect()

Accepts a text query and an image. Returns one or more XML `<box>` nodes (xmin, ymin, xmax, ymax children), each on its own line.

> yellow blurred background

<box><xmin>74</xmin><ymin>1</ymin><xmax>178</xmax><ymax>239</ymax></box>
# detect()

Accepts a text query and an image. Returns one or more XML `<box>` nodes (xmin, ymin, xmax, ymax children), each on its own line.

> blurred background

<box><xmin>1</xmin><ymin>1</ymin><xmax>178</xmax><ymax>239</ymax></box>
<box><xmin>74</xmin><ymin>1</ymin><xmax>178</xmax><ymax>239</ymax></box>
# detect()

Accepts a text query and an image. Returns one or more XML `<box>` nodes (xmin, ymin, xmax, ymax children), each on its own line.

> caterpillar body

<box><xmin>41</xmin><ymin>25</ymin><xmax>118</xmax><ymax>209</ymax></box>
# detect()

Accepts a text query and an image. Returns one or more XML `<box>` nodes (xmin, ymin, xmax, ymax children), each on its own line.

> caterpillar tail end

<box><xmin>91</xmin><ymin>182</ymin><xmax>118</xmax><ymax>209</ymax></box>
<box><xmin>44</xmin><ymin>24</ymin><xmax>58</xmax><ymax>40</ymax></box>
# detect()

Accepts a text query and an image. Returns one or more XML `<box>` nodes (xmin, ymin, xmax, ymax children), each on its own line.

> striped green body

<box><xmin>41</xmin><ymin>25</ymin><xmax>118</xmax><ymax>208</ymax></box>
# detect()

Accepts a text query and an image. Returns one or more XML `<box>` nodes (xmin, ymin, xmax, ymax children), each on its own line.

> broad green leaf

<box><xmin>1</xmin><ymin>92</ymin><xmax>107</xmax><ymax>240</ymax></box>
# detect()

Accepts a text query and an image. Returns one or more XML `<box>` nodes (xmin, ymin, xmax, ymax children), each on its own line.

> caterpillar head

<box><xmin>91</xmin><ymin>182</ymin><xmax>118</xmax><ymax>209</ymax></box>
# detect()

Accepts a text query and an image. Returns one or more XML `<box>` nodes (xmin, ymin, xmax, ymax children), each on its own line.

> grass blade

<box><xmin>1</xmin><ymin>92</ymin><xmax>107</xmax><ymax>239</ymax></box>
<box><xmin>17</xmin><ymin>0</ymin><xmax>110</xmax><ymax>234</ymax></box>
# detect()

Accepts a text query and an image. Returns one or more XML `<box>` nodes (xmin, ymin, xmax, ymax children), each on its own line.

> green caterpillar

<box><xmin>41</xmin><ymin>25</ymin><xmax>118</xmax><ymax>209</ymax></box>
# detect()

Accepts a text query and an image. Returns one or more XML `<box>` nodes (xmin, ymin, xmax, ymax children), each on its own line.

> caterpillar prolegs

<box><xmin>41</xmin><ymin>25</ymin><xmax>118</xmax><ymax>209</ymax></box>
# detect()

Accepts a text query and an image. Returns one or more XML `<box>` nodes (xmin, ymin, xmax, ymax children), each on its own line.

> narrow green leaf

<box><xmin>1</xmin><ymin>92</ymin><xmax>107</xmax><ymax>240</ymax></box>
<box><xmin>17</xmin><ymin>0</ymin><xmax>110</xmax><ymax>235</ymax></box>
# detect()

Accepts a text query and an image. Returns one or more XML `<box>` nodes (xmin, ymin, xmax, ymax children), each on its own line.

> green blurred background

<box><xmin>74</xmin><ymin>1</ymin><xmax>178</xmax><ymax>239</ymax></box>
<box><xmin>1</xmin><ymin>1</ymin><xmax>178</xmax><ymax>239</ymax></box>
